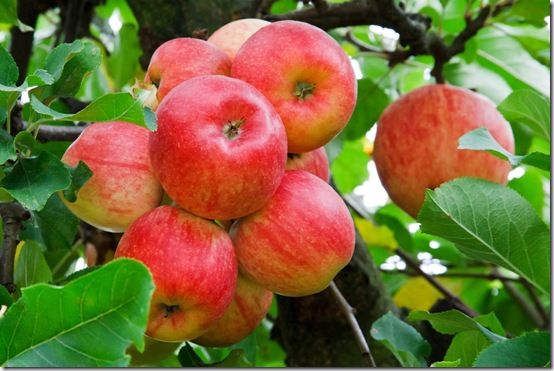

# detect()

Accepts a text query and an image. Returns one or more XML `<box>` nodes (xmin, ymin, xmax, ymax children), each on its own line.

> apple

<box><xmin>193</xmin><ymin>274</ymin><xmax>273</xmax><ymax>347</ymax></box>
<box><xmin>373</xmin><ymin>84</ymin><xmax>515</xmax><ymax>217</ymax></box>
<box><xmin>231</xmin><ymin>20</ymin><xmax>357</xmax><ymax>153</ymax></box>
<box><xmin>207</xmin><ymin>18</ymin><xmax>269</xmax><ymax>61</ymax></box>
<box><xmin>285</xmin><ymin>147</ymin><xmax>330</xmax><ymax>182</ymax></box>
<box><xmin>150</xmin><ymin>75</ymin><xmax>287</xmax><ymax>220</ymax></box>
<box><xmin>128</xmin><ymin>336</ymin><xmax>180</xmax><ymax>366</ymax></box>
<box><xmin>114</xmin><ymin>205</ymin><xmax>238</xmax><ymax>342</ymax></box>
<box><xmin>60</xmin><ymin>122</ymin><xmax>163</xmax><ymax>232</ymax></box>
<box><xmin>145</xmin><ymin>38</ymin><xmax>231</xmax><ymax>103</ymax></box>
<box><xmin>231</xmin><ymin>170</ymin><xmax>355</xmax><ymax>297</ymax></box>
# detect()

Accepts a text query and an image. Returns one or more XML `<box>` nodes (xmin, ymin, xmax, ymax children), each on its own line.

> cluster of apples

<box><xmin>60</xmin><ymin>19</ymin><xmax>357</xmax><ymax>346</ymax></box>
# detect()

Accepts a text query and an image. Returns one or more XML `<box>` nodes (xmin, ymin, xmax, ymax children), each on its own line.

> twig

<box><xmin>0</xmin><ymin>202</ymin><xmax>30</xmax><ymax>293</ymax></box>
<box><xmin>380</xmin><ymin>268</ymin><xmax>520</xmax><ymax>282</ymax></box>
<box><xmin>520</xmin><ymin>278</ymin><xmax>549</xmax><ymax>329</ymax></box>
<box><xmin>329</xmin><ymin>281</ymin><xmax>377</xmax><ymax>367</ymax></box>
<box><xmin>395</xmin><ymin>248</ymin><xmax>479</xmax><ymax>317</ymax></box>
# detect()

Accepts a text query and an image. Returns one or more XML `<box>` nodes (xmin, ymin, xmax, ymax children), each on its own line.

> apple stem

<box><xmin>294</xmin><ymin>82</ymin><xmax>315</xmax><ymax>100</ymax></box>
<box><xmin>222</xmin><ymin>119</ymin><xmax>244</xmax><ymax>140</ymax></box>
<box><xmin>329</xmin><ymin>281</ymin><xmax>377</xmax><ymax>367</ymax></box>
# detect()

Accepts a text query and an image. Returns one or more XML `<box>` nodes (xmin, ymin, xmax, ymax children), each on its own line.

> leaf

<box><xmin>0</xmin><ymin>129</ymin><xmax>16</xmax><ymax>165</ymax></box>
<box><xmin>370</xmin><ymin>311</ymin><xmax>431</xmax><ymax>367</ymax></box>
<box><xmin>417</xmin><ymin>178</ymin><xmax>550</xmax><ymax>294</ymax></box>
<box><xmin>42</xmin><ymin>41</ymin><xmax>85</xmax><ymax>83</ymax></box>
<box><xmin>106</xmin><ymin>24</ymin><xmax>141</xmax><ymax>90</ymax></box>
<box><xmin>431</xmin><ymin>359</ymin><xmax>461</xmax><ymax>367</ymax></box>
<box><xmin>408</xmin><ymin>310</ymin><xmax>506</xmax><ymax>342</ymax></box>
<box><xmin>0</xmin><ymin>0</ymin><xmax>17</xmax><ymax>25</ymax></box>
<box><xmin>458</xmin><ymin>128</ymin><xmax>550</xmax><ymax>171</ymax></box>
<box><xmin>508</xmin><ymin>167</ymin><xmax>545</xmax><ymax>216</ymax></box>
<box><xmin>497</xmin><ymin>89</ymin><xmax>550</xmax><ymax>140</ymax></box>
<box><xmin>20</xmin><ymin>195</ymin><xmax>79</xmax><ymax>252</ymax></box>
<box><xmin>0</xmin><ymin>151</ymin><xmax>71</xmax><ymax>211</ymax></box>
<box><xmin>474</xmin><ymin>332</ymin><xmax>550</xmax><ymax>367</ymax></box>
<box><xmin>230</xmin><ymin>330</ymin><xmax>257</xmax><ymax>365</ymax></box>
<box><xmin>0</xmin><ymin>45</ymin><xmax>18</xmax><ymax>86</ymax></box>
<box><xmin>0</xmin><ymin>286</ymin><xmax>13</xmax><ymax>307</ymax></box>
<box><xmin>444</xmin><ymin>331</ymin><xmax>490</xmax><ymax>367</ymax></box>
<box><xmin>394</xmin><ymin>277</ymin><xmax>444</xmax><ymax>311</ymax></box>
<box><xmin>13</xmin><ymin>241</ymin><xmax>53</xmax><ymax>288</ymax></box>
<box><xmin>496</xmin><ymin>0</ymin><xmax>550</xmax><ymax>27</ymax></box>
<box><xmin>211</xmin><ymin>349</ymin><xmax>253</xmax><ymax>367</ymax></box>
<box><xmin>62</xmin><ymin>161</ymin><xmax>93</xmax><ymax>202</ymax></box>
<box><xmin>342</xmin><ymin>79</ymin><xmax>390</xmax><ymax>140</ymax></box>
<box><xmin>178</xmin><ymin>343</ymin><xmax>205</xmax><ymax>366</ymax></box>
<box><xmin>493</xmin><ymin>24</ymin><xmax>550</xmax><ymax>65</ymax></box>
<box><xmin>331</xmin><ymin>138</ymin><xmax>368</xmax><ymax>194</ymax></box>
<box><xmin>374</xmin><ymin>211</ymin><xmax>413</xmax><ymax>251</ymax></box>
<box><xmin>0</xmin><ymin>259</ymin><xmax>154</xmax><ymax>367</ymax></box>
<box><xmin>354</xmin><ymin>217</ymin><xmax>396</xmax><ymax>250</ymax></box>
<box><xmin>31</xmin><ymin>93</ymin><xmax>150</xmax><ymax>127</ymax></box>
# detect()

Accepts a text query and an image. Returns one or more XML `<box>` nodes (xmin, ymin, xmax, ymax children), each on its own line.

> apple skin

<box><xmin>150</xmin><ymin>75</ymin><xmax>287</xmax><ymax>220</ymax></box>
<box><xmin>207</xmin><ymin>18</ymin><xmax>269</xmax><ymax>61</ymax></box>
<box><xmin>146</xmin><ymin>38</ymin><xmax>231</xmax><ymax>103</ymax></box>
<box><xmin>231</xmin><ymin>20</ymin><xmax>357</xmax><ymax>153</ymax></box>
<box><xmin>114</xmin><ymin>205</ymin><xmax>238</xmax><ymax>342</ymax></box>
<box><xmin>60</xmin><ymin>122</ymin><xmax>163</xmax><ymax>232</ymax></box>
<box><xmin>373</xmin><ymin>84</ymin><xmax>515</xmax><ymax>217</ymax></box>
<box><xmin>285</xmin><ymin>147</ymin><xmax>330</xmax><ymax>182</ymax></box>
<box><xmin>193</xmin><ymin>274</ymin><xmax>273</xmax><ymax>347</ymax></box>
<box><xmin>231</xmin><ymin>170</ymin><xmax>355</xmax><ymax>297</ymax></box>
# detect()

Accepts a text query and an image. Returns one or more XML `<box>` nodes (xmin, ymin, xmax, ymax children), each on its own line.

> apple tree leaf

<box><xmin>474</xmin><ymin>332</ymin><xmax>550</xmax><ymax>367</ymax></box>
<box><xmin>14</xmin><ymin>241</ymin><xmax>53</xmax><ymax>288</ymax></box>
<box><xmin>497</xmin><ymin>89</ymin><xmax>550</xmax><ymax>141</ymax></box>
<box><xmin>0</xmin><ymin>258</ymin><xmax>154</xmax><ymax>367</ymax></box>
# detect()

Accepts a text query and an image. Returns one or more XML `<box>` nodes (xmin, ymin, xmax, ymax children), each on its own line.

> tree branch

<box><xmin>0</xmin><ymin>202</ymin><xmax>30</xmax><ymax>293</ymax></box>
<box><xmin>380</xmin><ymin>268</ymin><xmax>520</xmax><ymax>282</ymax></box>
<box><xmin>519</xmin><ymin>278</ymin><xmax>549</xmax><ymax>329</ymax></box>
<box><xmin>329</xmin><ymin>281</ymin><xmax>377</xmax><ymax>367</ymax></box>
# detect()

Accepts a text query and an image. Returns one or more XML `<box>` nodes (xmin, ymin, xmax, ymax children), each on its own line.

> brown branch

<box><xmin>0</xmin><ymin>202</ymin><xmax>30</xmax><ymax>293</ymax></box>
<box><xmin>520</xmin><ymin>278</ymin><xmax>549</xmax><ymax>329</ymax></box>
<box><xmin>329</xmin><ymin>281</ymin><xmax>377</xmax><ymax>367</ymax></box>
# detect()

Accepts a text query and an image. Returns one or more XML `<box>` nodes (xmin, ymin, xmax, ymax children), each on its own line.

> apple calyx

<box><xmin>131</xmin><ymin>79</ymin><xmax>160</xmax><ymax>111</ymax></box>
<box><xmin>294</xmin><ymin>81</ymin><xmax>315</xmax><ymax>100</ymax></box>
<box><xmin>161</xmin><ymin>303</ymin><xmax>180</xmax><ymax>318</ymax></box>
<box><xmin>223</xmin><ymin>119</ymin><xmax>245</xmax><ymax>139</ymax></box>
<box><xmin>287</xmin><ymin>153</ymin><xmax>301</xmax><ymax>160</ymax></box>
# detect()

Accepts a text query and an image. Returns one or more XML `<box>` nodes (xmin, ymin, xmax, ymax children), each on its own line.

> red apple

<box><xmin>146</xmin><ymin>38</ymin><xmax>231</xmax><ymax>103</ymax></box>
<box><xmin>207</xmin><ymin>18</ymin><xmax>269</xmax><ymax>61</ymax></box>
<box><xmin>193</xmin><ymin>274</ymin><xmax>273</xmax><ymax>347</ymax></box>
<box><xmin>60</xmin><ymin>122</ymin><xmax>163</xmax><ymax>232</ymax></box>
<box><xmin>373</xmin><ymin>84</ymin><xmax>515</xmax><ymax>217</ymax></box>
<box><xmin>286</xmin><ymin>147</ymin><xmax>330</xmax><ymax>182</ymax></box>
<box><xmin>232</xmin><ymin>20</ymin><xmax>357</xmax><ymax>153</ymax></box>
<box><xmin>231</xmin><ymin>170</ymin><xmax>355</xmax><ymax>297</ymax></box>
<box><xmin>150</xmin><ymin>75</ymin><xmax>287</xmax><ymax>220</ymax></box>
<box><xmin>114</xmin><ymin>205</ymin><xmax>238</xmax><ymax>342</ymax></box>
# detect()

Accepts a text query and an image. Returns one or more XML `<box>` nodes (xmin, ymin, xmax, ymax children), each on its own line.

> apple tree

<box><xmin>0</xmin><ymin>0</ymin><xmax>550</xmax><ymax>367</ymax></box>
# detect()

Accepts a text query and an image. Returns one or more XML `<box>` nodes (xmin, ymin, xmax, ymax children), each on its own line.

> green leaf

<box><xmin>178</xmin><ymin>343</ymin><xmax>205</xmax><ymax>366</ymax></box>
<box><xmin>342</xmin><ymin>79</ymin><xmax>390</xmax><ymax>140</ymax></box>
<box><xmin>0</xmin><ymin>0</ymin><xmax>17</xmax><ymax>25</ymax></box>
<box><xmin>14</xmin><ymin>241</ymin><xmax>53</xmax><ymax>288</ymax></box>
<box><xmin>408</xmin><ymin>310</ymin><xmax>506</xmax><ymax>342</ymax></box>
<box><xmin>496</xmin><ymin>0</ymin><xmax>550</xmax><ymax>27</ymax></box>
<box><xmin>497</xmin><ymin>89</ymin><xmax>550</xmax><ymax>141</ymax></box>
<box><xmin>42</xmin><ymin>41</ymin><xmax>85</xmax><ymax>83</ymax></box>
<box><xmin>508</xmin><ymin>167</ymin><xmax>545</xmax><ymax>216</ymax></box>
<box><xmin>431</xmin><ymin>359</ymin><xmax>461</xmax><ymax>367</ymax></box>
<box><xmin>474</xmin><ymin>332</ymin><xmax>550</xmax><ymax>367</ymax></box>
<box><xmin>106</xmin><ymin>24</ymin><xmax>141</xmax><ymax>90</ymax></box>
<box><xmin>31</xmin><ymin>93</ymin><xmax>150</xmax><ymax>127</ymax></box>
<box><xmin>143</xmin><ymin>107</ymin><xmax>157</xmax><ymax>131</ymax></box>
<box><xmin>13</xmin><ymin>131</ymin><xmax>42</xmax><ymax>155</ymax></box>
<box><xmin>444</xmin><ymin>331</ymin><xmax>490</xmax><ymax>367</ymax></box>
<box><xmin>370</xmin><ymin>311</ymin><xmax>431</xmax><ymax>367</ymax></box>
<box><xmin>475</xmin><ymin>28</ymin><xmax>549</xmax><ymax>97</ymax></box>
<box><xmin>0</xmin><ymin>259</ymin><xmax>154</xmax><ymax>367</ymax></box>
<box><xmin>458</xmin><ymin>128</ymin><xmax>550</xmax><ymax>171</ymax></box>
<box><xmin>0</xmin><ymin>129</ymin><xmax>16</xmax><ymax>165</ymax></box>
<box><xmin>211</xmin><ymin>349</ymin><xmax>253</xmax><ymax>367</ymax></box>
<box><xmin>62</xmin><ymin>161</ymin><xmax>93</xmax><ymax>202</ymax></box>
<box><xmin>0</xmin><ymin>151</ymin><xmax>71</xmax><ymax>211</ymax></box>
<box><xmin>270</xmin><ymin>0</ymin><xmax>297</xmax><ymax>14</ymax></box>
<box><xmin>0</xmin><ymin>45</ymin><xmax>18</xmax><ymax>86</ymax></box>
<box><xmin>374</xmin><ymin>212</ymin><xmax>413</xmax><ymax>251</ymax></box>
<box><xmin>0</xmin><ymin>285</ymin><xmax>13</xmax><ymax>307</ymax></box>
<box><xmin>20</xmin><ymin>195</ymin><xmax>79</xmax><ymax>252</ymax></box>
<box><xmin>417</xmin><ymin>178</ymin><xmax>550</xmax><ymax>294</ymax></box>
<box><xmin>331</xmin><ymin>139</ymin><xmax>368</xmax><ymax>194</ymax></box>
<box><xmin>494</xmin><ymin>24</ymin><xmax>550</xmax><ymax>65</ymax></box>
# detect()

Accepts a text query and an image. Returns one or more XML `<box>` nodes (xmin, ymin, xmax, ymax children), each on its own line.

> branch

<box><xmin>0</xmin><ymin>202</ymin><xmax>30</xmax><ymax>293</ymax></box>
<box><xmin>381</xmin><ymin>268</ymin><xmax>520</xmax><ymax>282</ymax></box>
<box><xmin>329</xmin><ymin>281</ymin><xmax>377</xmax><ymax>367</ymax></box>
<box><xmin>519</xmin><ymin>278</ymin><xmax>549</xmax><ymax>329</ymax></box>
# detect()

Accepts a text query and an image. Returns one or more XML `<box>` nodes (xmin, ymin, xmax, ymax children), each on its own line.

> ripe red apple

<box><xmin>60</xmin><ymin>122</ymin><xmax>163</xmax><ymax>232</ymax></box>
<box><xmin>231</xmin><ymin>170</ymin><xmax>355</xmax><ymax>297</ymax></box>
<box><xmin>114</xmin><ymin>206</ymin><xmax>238</xmax><ymax>342</ymax></box>
<box><xmin>193</xmin><ymin>274</ymin><xmax>273</xmax><ymax>347</ymax></box>
<box><xmin>146</xmin><ymin>38</ymin><xmax>231</xmax><ymax>103</ymax></box>
<box><xmin>150</xmin><ymin>75</ymin><xmax>287</xmax><ymax>220</ymax></box>
<box><xmin>232</xmin><ymin>20</ymin><xmax>357</xmax><ymax>153</ymax></box>
<box><xmin>373</xmin><ymin>84</ymin><xmax>515</xmax><ymax>217</ymax></box>
<box><xmin>286</xmin><ymin>147</ymin><xmax>330</xmax><ymax>182</ymax></box>
<box><xmin>207</xmin><ymin>18</ymin><xmax>269</xmax><ymax>61</ymax></box>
